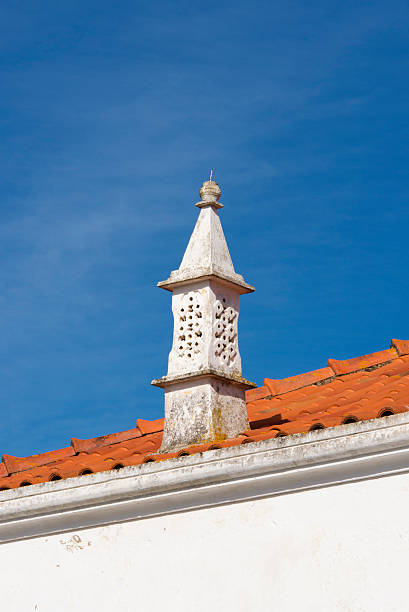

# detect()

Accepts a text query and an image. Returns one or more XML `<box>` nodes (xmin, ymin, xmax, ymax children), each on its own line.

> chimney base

<box><xmin>157</xmin><ymin>374</ymin><xmax>252</xmax><ymax>453</ymax></box>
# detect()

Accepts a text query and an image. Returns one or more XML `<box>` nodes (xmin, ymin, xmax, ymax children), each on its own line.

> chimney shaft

<box><xmin>152</xmin><ymin>179</ymin><xmax>255</xmax><ymax>452</ymax></box>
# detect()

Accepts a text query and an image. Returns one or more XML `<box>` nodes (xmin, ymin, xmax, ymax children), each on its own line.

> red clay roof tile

<box><xmin>391</xmin><ymin>339</ymin><xmax>409</xmax><ymax>357</ymax></box>
<box><xmin>3</xmin><ymin>447</ymin><xmax>74</xmax><ymax>474</ymax></box>
<box><xmin>1</xmin><ymin>339</ymin><xmax>409</xmax><ymax>492</ymax></box>
<box><xmin>328</xmin><ymin>348</ymin><xmax>397</xmax><ymax>375</ymax></box>
<box><xmin>136</xmin><ymin>418</ymin><xmax>164</xmax><ymax>435</ymax></box>
<box><xmin>245</xmin><ymin>384</ymin><xmax>270</xmax><ymax>402</ymax></box>
<box><xmin>71</xmin><ymin>427</ymin><xmax>142</xmax><ymax>453</ymax></box>
<box><xmin>264</xmin><ymin>367</ymin><xmax>334</xmax><ymax>396</ymax></box>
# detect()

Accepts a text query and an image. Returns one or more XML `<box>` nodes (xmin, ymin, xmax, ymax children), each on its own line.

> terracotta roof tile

<box><xmin>264</xmin><ymin>367</ymin><xmax>335</xmax><ymax>396</ymax></box>
<box><xmin>328</xmin><ymin>348</ymin><xmax>397</xmax><ymax>375</ymax></box>
<box><xmin>136</xmin><ymin>418</ymin><xmax>164</xmax><ymax>435</ymax></box>
<box><xmin>245</xmin><ymin>384</ymin><xmax>270</xmax><ymax>402</ymax></box>
<box><xmin>1</xmin><ymin>339</ymin><xmax>409</xmax><ymax>492</ymax></box>
<box><xmin>2</xmin><ymin>447</ymin><xmax>74</xmax><ymax>475</ymax></box>
<box><xmin>71</xmin><ymin>427</ymin><xmax>142</xmax><ymax>453</ymax></box>
<box><xmin>391</xmin><ymin>339</ymin><xmax>409</xmax><ymax>357</ymax></box>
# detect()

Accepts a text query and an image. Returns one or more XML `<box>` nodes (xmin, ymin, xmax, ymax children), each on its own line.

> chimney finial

<box><xmin>199</xmin><ymin>176</ymin><xmax>221</xmax><ymax>205</ymax></box>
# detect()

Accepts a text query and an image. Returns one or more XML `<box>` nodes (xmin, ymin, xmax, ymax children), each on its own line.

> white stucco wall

<box><xmin>1</xmin><ymin>462</ymin><xmax>409</xmax><ymax>610</ymax></box>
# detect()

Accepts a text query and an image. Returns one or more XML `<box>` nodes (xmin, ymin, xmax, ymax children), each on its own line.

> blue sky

<box><xmin>1</xmin><ymin>0</ymin><xmax>408</xmax><ymax>457</ymax></box>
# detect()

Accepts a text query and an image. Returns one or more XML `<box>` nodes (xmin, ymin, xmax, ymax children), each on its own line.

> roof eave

<box><xmin>1</xmin><ymin>411</ymin><xmax>409</xmax><ymax>544</ymax></box>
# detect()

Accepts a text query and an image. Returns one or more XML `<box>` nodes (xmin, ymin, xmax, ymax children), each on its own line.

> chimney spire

<box><xmin>152</xmin><ymin>178</ymin><xmax>255</xmax><ymax>452</ymax></box>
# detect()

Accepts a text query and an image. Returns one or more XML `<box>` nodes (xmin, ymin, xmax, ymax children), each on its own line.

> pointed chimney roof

<box><xmin>158</xmin><ymin>178</ymin><xmax>254</xmax><ymax>294</ymax></box>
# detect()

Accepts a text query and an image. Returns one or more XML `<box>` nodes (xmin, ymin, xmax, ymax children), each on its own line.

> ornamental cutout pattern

<box><xmin>176</xmin><ymin>291</ymin><xmax>203</xmax><ymax>359</ymax></box>
<box><xmin>213</xmin><ymin>298</ymin><xmax>238</xmax><ymax>366</ymax></box>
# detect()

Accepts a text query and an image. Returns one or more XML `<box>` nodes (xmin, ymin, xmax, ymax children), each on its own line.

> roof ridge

<box><xmin>246</xmin><ymin>339</ymin><xmax>409</xmax><ymax>402</ymax></box>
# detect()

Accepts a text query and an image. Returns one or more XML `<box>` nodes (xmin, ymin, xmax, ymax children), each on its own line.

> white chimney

<box><xmin>152</xmin><ymin>177</ymin><xmax>255</xmax><ymax>452</ymax></box>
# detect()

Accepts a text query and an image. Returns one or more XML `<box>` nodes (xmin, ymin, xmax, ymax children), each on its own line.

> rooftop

<box><xmin>1</xmin><ymin>337</ymin><xmax>408</xmax><ymax>492</ymax></box>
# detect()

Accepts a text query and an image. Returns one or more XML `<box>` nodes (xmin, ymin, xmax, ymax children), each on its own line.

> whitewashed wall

<box><xmin>1</xmin><ymin>469</ymin><xmax>409</xmax><ymax>612</ymax></box>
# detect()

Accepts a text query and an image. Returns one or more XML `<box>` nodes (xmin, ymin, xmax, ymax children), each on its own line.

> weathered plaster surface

<box><xmin>158</xmin><ymin>204</ymin><xmax>253</xmax><ymax>293</ymax></box>
<box><xmin>167</xmin><ymin>279</ymin><xmax>242</xmax><ymax>378</ymax></box>
<box><xmin>161</xmin><ymin>376</ymin><xmax>248</xmax><ymax>451</ymax></box>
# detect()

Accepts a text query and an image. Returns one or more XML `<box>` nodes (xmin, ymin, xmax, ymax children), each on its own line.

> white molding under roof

<box><xmin>1</xmin><ymin>412</ymin><xmax>409</xmax><ymax>544</ymax></box>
